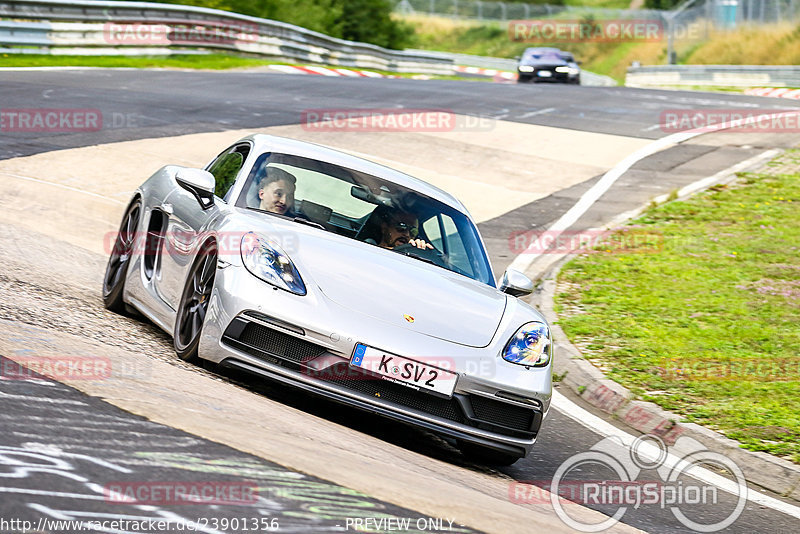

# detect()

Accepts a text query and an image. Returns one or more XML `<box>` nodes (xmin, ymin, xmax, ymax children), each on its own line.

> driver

<box><xmin>377</xmin><ymin>208</ymin><xmax>433</xmax><ymax>250</ymax></box>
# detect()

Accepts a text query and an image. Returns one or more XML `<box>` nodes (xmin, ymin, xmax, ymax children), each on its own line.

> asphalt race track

<box><xmin>1</xmin><ymin>69</ymin><xmax>800</xmax><ymax>534</ymax></box>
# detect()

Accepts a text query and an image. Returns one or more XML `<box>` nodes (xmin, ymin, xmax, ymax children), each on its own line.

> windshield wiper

<box><xmin>396</xmin><ymin>250</ymin><xmax>437</xmax><ymax>266</ymax></box>
<box><xmin>292</xmin><ymin>217</ymin><xmax>326</xmax><ymax>230</ymax></box>
<box><xmin>245</xmin><ymin>207</ymin><xmax>327</xmax><ymax>231</ymax></box>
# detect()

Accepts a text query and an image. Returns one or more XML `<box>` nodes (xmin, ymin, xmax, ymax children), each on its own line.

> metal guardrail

<box><xmin>0</xmin><ymin>0</ymin><xmax>617</xmax><ymax>84</ymax></box>
<box><xmin>626</xmin><ymin>65</ymin><xmax>800</xmax><ymax>88</ymax></box>
<box><xmin>0</xmin><ymin>0</ymin><xmax>454</xmax><ymax>74</ymax></box>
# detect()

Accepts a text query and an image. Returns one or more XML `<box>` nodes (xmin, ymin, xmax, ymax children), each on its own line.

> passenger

<box><xmin>258</xmin><ymin>167</ymin><xmax>296</xmax><ymax>215</ymax></box>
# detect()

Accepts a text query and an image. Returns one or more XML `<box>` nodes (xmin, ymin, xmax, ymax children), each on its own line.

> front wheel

<box><xmin>102</xmin><ymin>200</ymin><xmax>141</xmax><ymax>313</ymax></box>
<box><xmin>174</xmin><ymin>240</ymin><xmax>217</xmax><ymax>362</ymax></box>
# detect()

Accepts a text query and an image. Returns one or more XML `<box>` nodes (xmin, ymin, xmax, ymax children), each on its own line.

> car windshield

<box><xmin>235</xmin><ymin>152</ymin><xmax>495</xmax><ymax>287</ymax></box>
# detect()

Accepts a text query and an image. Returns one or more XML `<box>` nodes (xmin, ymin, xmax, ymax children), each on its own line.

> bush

<box><xmin>145</xmin><ymin>0</ymin><xmax>412</xmax><ymax>49</ymax></box>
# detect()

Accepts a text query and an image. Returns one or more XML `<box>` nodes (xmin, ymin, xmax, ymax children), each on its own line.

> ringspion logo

<box><xmin>511</xmin><ymin>434</ymin><xmax>747</xmax><ymax>532</ymax></box>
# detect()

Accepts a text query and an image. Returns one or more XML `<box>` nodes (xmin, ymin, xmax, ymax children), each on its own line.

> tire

<box><xmin>174</xmin><ymin>240</ymin><xmax>218</xmax><ymax>362</ymax></box>
<box><xmin>517</xmin><ymin>75</ymin><xmax>532</xmax><ymax>83</ymax></box>
<box><xmin>102</xmin><ymin>199</ymin><xmax>141</xmax><ymax>313</ymax></box>
<box><xmin>457</xmin><ymin>440</ymin><xmax>521</xmax><ymax>466</ymax></box>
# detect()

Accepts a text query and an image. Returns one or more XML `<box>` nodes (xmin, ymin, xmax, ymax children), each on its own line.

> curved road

<box><xmin>1</xmin><ymin>69</ymin><xmax>799</xmax><ymax>534</ymax></box>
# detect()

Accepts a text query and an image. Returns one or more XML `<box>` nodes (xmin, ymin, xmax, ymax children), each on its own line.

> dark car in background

<box><xmin>517</xmin><ymin>47</ymin><xmax>581</xmax><ymax>84</ymax></box>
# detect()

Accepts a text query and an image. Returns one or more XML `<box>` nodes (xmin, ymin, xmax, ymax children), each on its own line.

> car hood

<box><xmin>251</xmin><ymin>216</ymin><xmax>507</xmax><ymax>348</ymax></box>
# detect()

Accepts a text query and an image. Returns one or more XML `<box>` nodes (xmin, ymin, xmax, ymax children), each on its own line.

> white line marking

<box><xmin>0</xmin><ymin>172</ymin><xmax>124</xmax><ymax>204</ymax></box>
<box><xmin>606</xmin><ymin>149</ymin><xmax>780</xmax><ymax>227</ymax></box>
<box><xmin>0</xmin><ymin>391</ymin><xmax>87</xmax><ymax>405</ymax></box>
<box><xmin>552</xmin><ymin>391</ymin><xmax>800</xmax><ymax>520</ymax></box>
<box><xmin>511</xmin><ymin>108</ymin><xmax>800</xmax><ymax>518</ymax></box>
<box><xmin>508</xmin><ymin>109</ymin><xmax>800</xmax><ymax>275</ymax></box>
<box><xmin>0</xmin><ymin>487</ymin><xmax>109</xmax><ymax>500</ymax></box>
<box><xmin>519</xmin><ymin>108</ymin><xmax>556</xmax><ymax>119</ymax></box>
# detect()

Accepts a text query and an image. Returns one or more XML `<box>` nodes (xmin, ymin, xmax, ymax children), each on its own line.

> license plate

<box><xmin>350</xmin><ymin>343</ymin><xmax>457</xmax><ymax>397</ymax></box>
<box><xmin>537</xmin><ymin>70</ymin><xmax>552</xmax><ymax>77</ymax></box>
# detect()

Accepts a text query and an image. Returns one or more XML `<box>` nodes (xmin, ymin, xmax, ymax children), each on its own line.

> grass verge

<box><xmin>554</xmin><ymin>149</ymin><xmax>800</xmax><ymax>463</ymax></box>
<box><xmin>0</xmin><ymin>53</ymin><xmax>286</xmax><ymax>70</ymax></box>
<box><xmin>0</xmin><ymin>53</ymin><xmax>472</xmax><ymax>80</ymax></box>
<box><xmin>402</xmin><ymin>16</ymin><xmax>800</xmax><ymax>84</ymax></box>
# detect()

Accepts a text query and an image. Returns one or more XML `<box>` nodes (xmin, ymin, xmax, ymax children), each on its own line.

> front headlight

<box><xmin>502</xmin><ymin>322</ymin><xmax>552</xmax><ymax>367</ymax></box>
<box><xmin>519</xmin><ymin>65</ymin><xmax>534</xmax><ymax>73</ymax></box>
<box><xmin>555</xmin><ymin>66</ymin><xmax>570</xmax><ymax>73</ymax></box>
<box><xmin>241</xmin><ymin>232</ymin><xmax>306</xmax><ymax>295</ymax></box>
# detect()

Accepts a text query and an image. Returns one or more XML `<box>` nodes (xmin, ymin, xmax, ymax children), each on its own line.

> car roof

<box><xmin>238</xmin><ymin>134</ymin><xmax>470</xmax><ymax>215</ymax></box>
<box><xmin>524</xmin><ymin>47</ymin><xmax>564</xmax><ymax>54</ymax></box>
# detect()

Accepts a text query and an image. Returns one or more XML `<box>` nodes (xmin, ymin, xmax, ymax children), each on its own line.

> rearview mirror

<box><xmin>499</xmin><ymin>269</ymin><xmax>533</xmax><ymax>297</ymax></box>
<box><xmin>176</xmin><ymin>168</ymin><xmax>215</xmax><ymax>210</ymax></box>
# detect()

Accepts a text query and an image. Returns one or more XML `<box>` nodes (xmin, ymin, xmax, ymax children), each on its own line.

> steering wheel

<box><xmin>393</xmin><ymin>243</ymin><xmax>449</xmax><ymax>268</ymax></box>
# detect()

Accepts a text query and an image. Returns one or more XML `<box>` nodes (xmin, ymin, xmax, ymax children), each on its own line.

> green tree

<box><xmin>336</xmin><ymin>0</ymin><xmax>414</xmax><ymax>49</ymax></box>
<box><xmin>145</xmin><ymin>0</ymin><xmax>412</xmax><ymax>49</ymax></box>
<box><xmin>644</xmin><ymin>0</ymin><xmax>683</xmax><ymax>9</ymax></box>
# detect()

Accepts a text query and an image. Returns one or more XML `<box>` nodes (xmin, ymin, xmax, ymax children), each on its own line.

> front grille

<box><xmin>317</xmin><ymin>363</ymin><xmax>466</xmax><ymax>423</ymax></box>
<box><xmin>223</xmin><ymin>319</ymin><xmax>327</xmax><ymax>367</ymax></box>
<box><xmin>470</xmin><ymin>395</ymin><xmax>535</xmax><ymax>431</ymax></box>
<box><xmin>222</xmin><ymin>316</ymin><xmax>541</xmax><ymax>438</ymax></box>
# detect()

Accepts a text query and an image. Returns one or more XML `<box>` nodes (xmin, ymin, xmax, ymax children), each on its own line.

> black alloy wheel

<box><xmin>174</xmin><ymin>240</ymin><xmax>218</xmax><ymax>362</ymax></box>
<box><xmin>103</xmin><ymin>200</ymin><xmax>141</xmax><ymax>313</ymax></box>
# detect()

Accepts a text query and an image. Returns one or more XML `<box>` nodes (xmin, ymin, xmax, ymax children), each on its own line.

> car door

<box><xmin>156</xmin><ymin>142</ymin><xmax>250</xmax><ymax>310</ymax></box>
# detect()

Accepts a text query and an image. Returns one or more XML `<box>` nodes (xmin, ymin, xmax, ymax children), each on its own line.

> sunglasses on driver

<box><xmin>390</xmin><ymin>220</ymin><xmax>419</xmax><ymax>239</ymax></box>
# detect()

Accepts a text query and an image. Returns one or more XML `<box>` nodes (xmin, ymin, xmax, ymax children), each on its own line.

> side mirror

<box><xmin>499</xmin><ymin>268</ymin><xmax>533</xmax><ymax>297</ymax></box>
<box><xmin>176</xmin><ymin>168</ymin><xmax>215</xmax><ymax>209</ymax></box>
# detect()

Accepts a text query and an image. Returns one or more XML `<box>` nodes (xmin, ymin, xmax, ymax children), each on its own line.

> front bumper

<box><xmin>518</xmin><ymin>66</ymin><xmax>579</xmax><ymax>83</ymax></box>
<box><xmin>198</xmin><ymin>265</ymin><xmax>551</xmax><ymax>458</ymax></box>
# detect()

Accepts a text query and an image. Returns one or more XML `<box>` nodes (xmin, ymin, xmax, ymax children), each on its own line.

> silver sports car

<box><xmin>103</xmin><ymin>134</ymin><xmax>553</xmax><ymax>464</ymax></box>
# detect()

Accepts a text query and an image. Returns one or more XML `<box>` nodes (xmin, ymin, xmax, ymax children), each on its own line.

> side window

<box><xmin>441</xmin><ymin>215</ymin><xmax>470</xmax><ymax>274</ymax></box>
<box><xmin>207</xmin><ymin>144</ymin><xmax>249</xmax><ymax>200</ymax></box>
<box><xmin>423</xmin><ymin>214</ymin><xmax>473</xmax><ymax>276</ymax></box>
<box><xmin>422</xmin><ymin>216</ymin><xmax>443</xmax><ymax>249</ymax></box>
